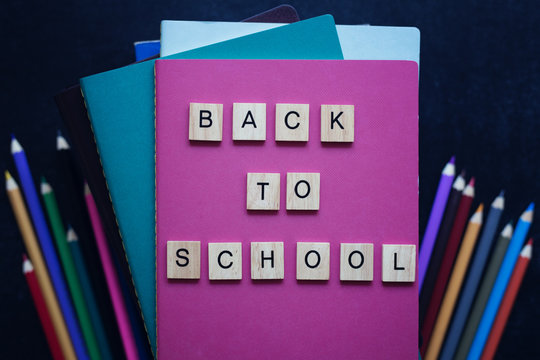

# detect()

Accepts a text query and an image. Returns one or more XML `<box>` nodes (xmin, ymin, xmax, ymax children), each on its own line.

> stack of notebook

<box><xmin>51</xmin><ymin>5</ymin><xmax>422</xmax><ymax>359</ymax></box>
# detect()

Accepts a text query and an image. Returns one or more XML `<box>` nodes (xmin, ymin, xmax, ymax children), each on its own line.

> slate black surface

<box><xmin>0</xmin><ymin>1</ymin><xmax>538</xmax><ymax>358</ymax></box>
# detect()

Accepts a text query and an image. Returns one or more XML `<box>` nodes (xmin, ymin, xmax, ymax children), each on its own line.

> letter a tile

<box><xmin>233</xmin><ymin>103</ymin><xmax>266</xmax><ymax>141</ymax></box>
<box><xmin>382</xmin><ymin>244</ymin><xmax>416</xmax><ymax>282</ymax></box>
<box><xmin>189</xmin><ymin>103</ymin><xmax>223</xmax><ymax>141</ymax></box>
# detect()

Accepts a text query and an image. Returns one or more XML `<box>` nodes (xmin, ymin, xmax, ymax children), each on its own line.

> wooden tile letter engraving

<box><xmin>189</xmin><ymin>103</ymin><xmax>223</xmax><ymax>141</ymax></box>
<box><xmin>208</xmin><ymin>243</ymin><xmax>242</xmax><ymax>280</ymax></box>
<box><xmin>167</xmin><ymin>241</ymin><xmax>201</xmax><ymax>279</ymax></box>
<box><xmin>233</xmin><ymin>103</ymin><xmax>266</xmax><ymax>141</ymax></box>
<box><xmin>275</xmin><ymin>103</ymin><xmax>309</xmax><ymax>141</ymax></box>
<box><xmin>321</xmin><ymin>105</ymin><xmax>355</xmax><ymax>142</ymax></box>
<box><xmin>382</xmin><ymin>244</ymin><xmax>416</xmax><ymax>282</ymax></box>
<box><xmin>340</xmin><ymin>243</ymin><xmax>373</xmax><ymax>281</ymax></box>
<box><xmin>251</xmin><ymin>242</ymin><xmax>284</xmax><ymax>280</ymax></box>
<box><xmin>296</xmin><ymin>242</ymin><xmax>330</xmax><ymax>280</ymax></box>
<box><xmin>286</xmin><ymin>172</ymin><xmax>320</xmax><ymax>210</ymax></box>
<box><xmin>246</xmin><ymin>173</ymin><xmax>280</xmax><ymax>210</ymax></box>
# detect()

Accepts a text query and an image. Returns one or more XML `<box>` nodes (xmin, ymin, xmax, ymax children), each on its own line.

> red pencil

<box><xmin>420</xmin><ymin>178</ymin><xmax>475</xmax><ymax>356</ymax></box>
<box><xmin>23</xmin><ymin>254</ymin><xmax>64</xmax><ymax>360</ymax></box>
<box><xmin>481</xmin><ymin>239</ymin><xmax>533</xmax><ymax>360</ymax></box>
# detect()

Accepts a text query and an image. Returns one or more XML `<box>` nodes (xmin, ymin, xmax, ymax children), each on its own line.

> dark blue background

<box><xmin>1</xmin><ymin>1</ymin><xmax>538</xmax><ymax>358</ymax></box>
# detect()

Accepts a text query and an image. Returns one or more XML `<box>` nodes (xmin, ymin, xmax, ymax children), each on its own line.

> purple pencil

<box><xmin>418</xmin><ymin>156</ymin><xmax>456</xmax><ymax>293</ymax></box>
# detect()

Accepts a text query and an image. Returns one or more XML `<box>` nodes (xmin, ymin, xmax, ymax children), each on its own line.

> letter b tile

<box><xmin>189</xmin><ymin>103</ymin><xmax>223</xmax><ymax>141</ymax></box>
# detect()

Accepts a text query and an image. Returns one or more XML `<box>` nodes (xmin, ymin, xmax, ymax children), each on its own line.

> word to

<box><xmin>247</xmin><ymin>172</ymin><xmax>320</xmax><ymax>211</ymax></box>
<box><xmin>166</xmin><ymin>241</ymin><xmax>416</xmax><ymax>282</ymax></box>
<box><xmin>189</xmin><ymin>103</ymin><xmax>355</xmax><ymax>142</ymax></box>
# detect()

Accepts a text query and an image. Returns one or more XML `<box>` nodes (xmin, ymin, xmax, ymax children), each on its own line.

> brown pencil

<box><xmin>6</xmin><ymin>171</ymin><xmax>76</xmax><ymax>359</ymax></box>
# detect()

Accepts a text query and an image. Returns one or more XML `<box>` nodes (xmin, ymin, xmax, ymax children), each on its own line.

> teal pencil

<box><xmin>67</xmin><ymin>226</ymin><xmax>114</xmax><ymax>360</ymax></box>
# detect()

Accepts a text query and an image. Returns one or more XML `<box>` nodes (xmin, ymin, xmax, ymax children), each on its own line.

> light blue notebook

<box><xmin>161</xmin><ymin>21</ymin><xmax>420</xmax><ymax>64</ymax></box>
<box><xmin>80</xmin><ymin>15</ymin><xmax>344</xmax><ymax>352</ymax></box>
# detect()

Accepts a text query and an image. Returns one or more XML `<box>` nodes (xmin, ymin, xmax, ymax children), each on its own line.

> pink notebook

<box><xmin>155</xmin><ymin>59</ymin><xmax>418</xmax><ymax>359</ymax></box>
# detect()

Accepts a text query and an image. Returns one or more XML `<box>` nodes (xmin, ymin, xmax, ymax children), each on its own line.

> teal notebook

<box><xmin>80</xmin><ymin>15</ymin><xmax>343</xmax><ymax>352</ymax></box>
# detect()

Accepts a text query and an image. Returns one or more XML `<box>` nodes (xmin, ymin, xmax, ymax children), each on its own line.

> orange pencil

<box><xmin>481</xmin><ymin>239</ymin><xmax>533</xmax><ymax>360</ymax></box>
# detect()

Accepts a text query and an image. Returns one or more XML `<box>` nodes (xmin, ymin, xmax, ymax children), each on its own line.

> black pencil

<box><xmin>420</xmin><ymin>170</ymin><xmax>466</xmax><ymax>325</ymax></box>
<box><xmin>55</xmin><ymin>132</ymin><xmax>125</xmax><ymax>358</ymax></box>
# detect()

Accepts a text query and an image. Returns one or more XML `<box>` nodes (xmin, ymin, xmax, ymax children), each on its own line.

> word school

<box><xmin>167</xmin><ymin>241</ymin><xmax>416</xmax><ymax>282</ymax></box>
<box><xmin>189</xmin><ymin>103</ymin><xmax>355</xmax><ymax>142</ymax></box>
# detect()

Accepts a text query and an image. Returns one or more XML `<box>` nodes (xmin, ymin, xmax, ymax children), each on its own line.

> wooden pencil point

<box><xmin>56</xmin><ymin>133</ymin><xmax>71</xmax><ymax>150</ymax></box>
<box><xmin>10</xmin><ymin>136</ymin><xmax>23</xmax><ymax>153</ymax></box>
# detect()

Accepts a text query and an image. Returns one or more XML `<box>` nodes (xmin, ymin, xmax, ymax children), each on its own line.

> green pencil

<box><xmin>41</xmin><ymin>177</ymin><xmax>101</xmax><ymax>360</ymax></box>
<box><xmin>67</xmin><ymin>226</ymin><xmax>113</xmax><ymax>360</ymax></box>
<box><xmin>453</xmin><ymin>222</ymin><xmax>513</xmax><ymax>360</ymax></box>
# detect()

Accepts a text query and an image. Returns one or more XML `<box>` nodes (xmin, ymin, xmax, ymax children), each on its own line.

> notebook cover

<box><xmin>161</xmin><ymin>22</ymin><xmax>420</xmax><ymax>64</ymax></box>
<box><xmin>80</xmin><ymin>14</ymin><xmax>343</xmax><ymax>352</ymax></box>
<box><xmin>155</xmin><ymin>59</ymin><xmax>419</xmax><ymax>359</ymax></box>
<box><xmin>136</xmin><ymin>5</ymin><xmax>300</xmax><ymax>61</ymax></box>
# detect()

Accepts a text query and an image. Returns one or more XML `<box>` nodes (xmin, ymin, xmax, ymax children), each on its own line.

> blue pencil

<box><xmin>467</xmin><ymin>203</ymin><xmax>534</xmax><ymax>359</ymax></box>
<box><xmin>439</xmin><ymin>192</ymin><xmax>505</xmax><ymax>360</ymax></box>
<box><xmin>11</xmin><ymin>135</ymin><xmax>89</xmax><ymax>360</ymax></box>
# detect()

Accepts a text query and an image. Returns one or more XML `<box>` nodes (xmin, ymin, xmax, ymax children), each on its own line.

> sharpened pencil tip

<box><xmin>10</xmin><ymin>136</ymin><xmax>23</xmax><ymax>153</ymax></box>
<box><xmin>84</xmin><ymin>182</ymin><xmax>90</xmax><ymax>195</ymax></box>
<box><xmin>449</xmin><ymin>156</ymin><xmax>455</xmax><ymax>164</ymax></box>
<box><xmin>22</xmin><ymin>253</ymin><xmax>27</xmax><ymax>261</ymax></box>
<box><xmin>468</xmin><ymin>177</ymin><xmax>475</xmax><ymax>187</ymax></box>
<box><xmin>56</xmin><ymin>132</ymin><xmax>70</xmax><ymax>150</ymax></box>
<box><xmin>67</xmin><ymin>226</ymin><xmax>78</xmax><ymax>242</ymax></box>
<box><xmin>527</xmin><ymin>238</ymin><xmax>533</xmax><ymax>246</ymax></box>
<box><xmin>499</xmin><ymin>190</ymin><xmax>505</xmax><ymax>197</ymax></box>
<box><xmin>5</xmin><ymin>171</ymin><xmax>11</xmax><ymax>180</ymax></box>
<box><xmin>526</xmin><ymin>202</ymin><xmax>535</xmax><ymax>211</ymax></box>
<box><xmin>40</xmin><ymin>179</ymin><xmax>52</xmax><ymax>194</ymax></box>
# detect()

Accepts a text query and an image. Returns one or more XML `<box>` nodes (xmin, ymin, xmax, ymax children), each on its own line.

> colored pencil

<box><xmin>6</xmin><ymin>171</ymin><xmax>76</xmax><ymax>359</ymax></box>
<box><xmin>67</xmin><ymin>226</ymin><xmax>114</xmax><ymax>360</ymax></box>
<box><xmin>420</xmin><ymin>171</ymin><xmax>466</xmax><ymax>323</ymax></box>
<box><xmin>57</xmin><ymin>132</ymin><xmax>124</xmax><ymax>358</ymax></box>
<box><xmin>84</xmin><ymin>183</ymin><xmax>138</xmax><ymax>360</ymax></box>
<box><xmin>440</xmin><ymin>192</ymin><xmax>505</xmax><ymax>360</ymax></box>
<box><xmin>419</xmin><ymin>156</ymin><xmax>456</xmax><ymax>292</ymax></box>
<box><xmin>11</xmin><ymin>136</ymin><xmax>88</xmax><ymax>360</ymax></box>
<box><xmin>23</xmin><ymin>254</ymin><xmax>64</xmax><ymax>360</ymax></box>
<box><xmin>424</xmin><ymin>205</ymin><xmax>483</xmax><ymax>360</ymax></box>
<box><xmin>481</xmin><ymin>239</ymin><xmax>533</xmax><ymax>360</ymax></box>
<box><xmin>454</xmin><ymin>222</ymin><xmax>513</xmax><ymax>359</ymax></box>
<box><xmin>41</xmin><ymin>178</ymin><xmax>101</xmax><ymax>360</ymax></box>
<box><xmin>467</xmin><ymin>203</ymin><xmax>534</xmax><ymax>359</ymax></box>
<box><xmin>420</xmin><ymin>178</ymin><xmax>475</xmax><ymax>355</ymax></box>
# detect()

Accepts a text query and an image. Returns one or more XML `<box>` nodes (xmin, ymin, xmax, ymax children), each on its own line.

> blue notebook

<box><xmin>80</xmin><ymin>15</ymin><xmax>344</xmax><ymax>351</ymax></box>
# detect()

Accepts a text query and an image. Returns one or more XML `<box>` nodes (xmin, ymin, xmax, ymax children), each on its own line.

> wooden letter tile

<box><xmin>246</xmin><ymin>173</ymin><xmax>280</xmax><ymax>210</ymax></box>
<box><xmin>382</xmin><ymin>244</ymin><xmax>416</xmax><ymax>282</ymax></box>
<box><xmin>189</xmin><ymin>103</ymin><xmax>223</xmax><ymax>141</ymax></box>
<box><xmin>233</xmin><ymin>103</ymin><xmax>266</xmax><ymax>141</ymax></box>
<box><xmin>275</xmin><ymin>103</ymin><xmax>309</xmax><ymax>141</ymax></box>
<box><xmin>208</xmin><ymin>243</ymin><xmax>242</xmax><ymax>280</ymax></box>
<box><xmin>251</xmin><ymin>242</ymin><xmax>284</xmax><ymax>280</ymax></box>
<box><xmin>340</xmin><ymin>243</ymin><xmax>373</xmax><ymax>281</ymax></box>
<box><xmin>296</xmin><ymin>242</ymin><xmax>330</xmax><ymax>280</ymax></box>
<box><xmin>321</xmin><ymin>105</ymin><xmax>355</xmax><ymax>142</ymax></box>
<box><xmin>167</xmin><ymin>241</ymin><xmax>201</xmax><ymax>279</ymax></box>
<box><xmin>286</xmin><ymin>172</ymin><xmax>320</xmax><ymax>210</ymax></box>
